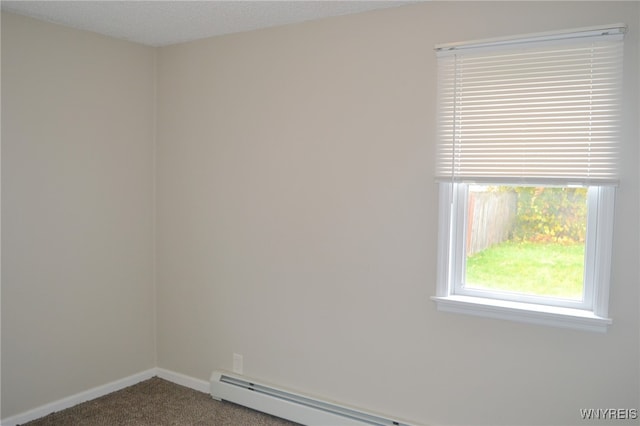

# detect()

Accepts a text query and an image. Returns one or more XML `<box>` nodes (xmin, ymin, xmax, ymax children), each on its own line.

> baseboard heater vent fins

<box><xmin>210</xmin><ymin>371</ymin><xmax>419</xmax><ymax>426</ymax></box>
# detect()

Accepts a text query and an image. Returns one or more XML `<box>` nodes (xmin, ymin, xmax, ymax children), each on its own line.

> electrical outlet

<box><xmin>233</xmin><ymin>353</ymin><xmax>243</xmax><ymax>374</ymax></box>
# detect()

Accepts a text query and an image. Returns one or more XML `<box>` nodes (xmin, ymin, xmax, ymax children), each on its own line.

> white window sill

<box><xmin>431</xmin><ymin>295</ymin><xmax>612</xmax><ymax>333</ymax></box>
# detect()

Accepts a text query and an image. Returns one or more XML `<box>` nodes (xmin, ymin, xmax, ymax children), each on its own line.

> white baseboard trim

<box><xmin>155</xmin><ymin>368</ymin><xmax>210</xmax><ymax>393</ymax></box>
<box><xmin>1</xmin><ymin>369</ymin><xmax>157</xmax><ymax>426</ymax></box>
<box><xmin>0</xmin><ymin>368</ymin><xmax>210</xmax><ymax>426</ymax></box>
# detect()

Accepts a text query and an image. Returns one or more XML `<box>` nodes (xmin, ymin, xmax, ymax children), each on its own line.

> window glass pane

<box><xmin>464</xmin><ymin>186</ymin><xmax>587</xmax><ymax>301</ymax></box>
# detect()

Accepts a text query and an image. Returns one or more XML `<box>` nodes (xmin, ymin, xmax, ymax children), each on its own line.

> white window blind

<box><xmin>435</xmin><ymin>25</ymin><xmax>625</xmax><ymax>185</ymax></box>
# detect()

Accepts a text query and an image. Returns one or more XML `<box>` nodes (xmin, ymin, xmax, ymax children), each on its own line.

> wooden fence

<box><xmin>467</xmin><ymin>190</ymin><xmax>517</xmax><ymax>256</ymax></box>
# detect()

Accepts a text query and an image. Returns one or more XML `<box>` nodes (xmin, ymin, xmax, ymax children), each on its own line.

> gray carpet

<box><xmin>22</xmin><ymin>377</ymin><xmax>301</xmax><ymax>425</ymax></box>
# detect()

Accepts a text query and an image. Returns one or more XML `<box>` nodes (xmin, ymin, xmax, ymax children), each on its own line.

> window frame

<box><xmin>432</xmin><ymin>182</ymin><xmax>615</xmax><ymax>332</ymax></box>
<box><xmin>431</xmin><ymin>24</ymin><xmax>624</xmax><ymax>332</ymax></box>
<box><xmin>453</xmin><ymin>184</ymin><xmax>593</xmax><ymax>310</ymax></box>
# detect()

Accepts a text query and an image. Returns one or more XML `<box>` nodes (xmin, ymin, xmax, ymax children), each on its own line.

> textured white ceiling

<box><xmin>1</xmin><ymin>1</ymin><xmax>415</xmax><ymax>47</ymax></box>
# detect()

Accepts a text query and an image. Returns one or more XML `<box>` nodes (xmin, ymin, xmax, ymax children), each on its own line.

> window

<box><xmin>432</xmin><ymin>25</ymin><xmax>625</xmax><ymax>332</ymax></box>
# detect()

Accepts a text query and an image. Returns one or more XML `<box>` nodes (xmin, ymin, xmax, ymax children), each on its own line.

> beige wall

<box><xmin>156</xmin><ymin>2</ymin><xmax>639</xmax><ymax>425</ymax></box>
<box><xmin>1</xmin><ymin>13</ymin><xmax>156</xmax><ymax>417</ymax></box>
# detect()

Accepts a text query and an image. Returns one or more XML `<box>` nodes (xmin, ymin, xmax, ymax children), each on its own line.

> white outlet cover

<box><xmin>233</xmin><ymin>353</ymin><xmax>243</xmax><ymax>374</ymax></box>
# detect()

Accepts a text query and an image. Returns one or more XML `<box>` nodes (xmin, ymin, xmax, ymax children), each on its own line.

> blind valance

<box><xmin>435</xmin><ymin>25</ymin><xmax>625</xmax><ymax>185</ymax></box>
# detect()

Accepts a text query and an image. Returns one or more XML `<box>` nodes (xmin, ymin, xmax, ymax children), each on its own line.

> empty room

<box><xmin>2</xmin><ymin>1</ymin><xmax>639</xmax><ymax>425</ymax></box>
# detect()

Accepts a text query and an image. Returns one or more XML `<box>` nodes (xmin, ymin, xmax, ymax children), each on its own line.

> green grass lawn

<box><xmin>465</xmin><ymin>241</ymin><xmax>585</xmax><ymax>300</ymax></box>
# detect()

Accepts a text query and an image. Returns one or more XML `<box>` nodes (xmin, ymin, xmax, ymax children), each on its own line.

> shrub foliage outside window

<box><xmin>510</xmin><ymin>187</ymin><xmax>588</xmax><ymax>244</ymax></box>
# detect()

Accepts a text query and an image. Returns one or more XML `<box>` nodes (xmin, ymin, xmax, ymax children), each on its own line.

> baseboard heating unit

<box><xmin>210</xmin><ymin>371</ymin><xmax>418</xmax><ymax>426</ymax></box>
